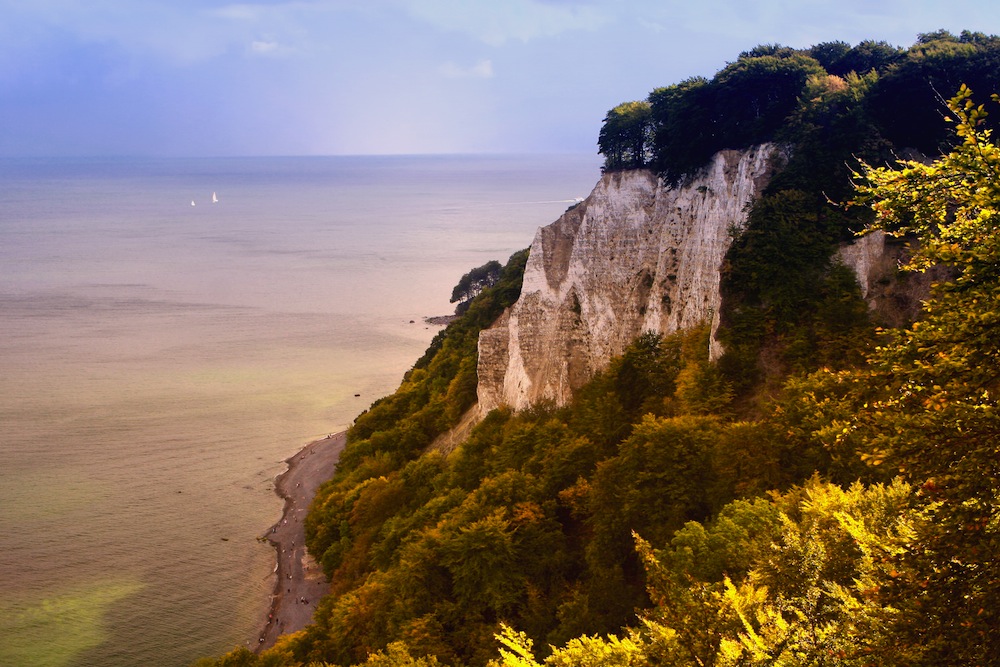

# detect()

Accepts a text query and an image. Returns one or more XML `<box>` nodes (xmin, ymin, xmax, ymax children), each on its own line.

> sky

<box><xmin>2</xmin><ymin>0</ymin><xmax>1000</xmax><ymax>157</ymax></box>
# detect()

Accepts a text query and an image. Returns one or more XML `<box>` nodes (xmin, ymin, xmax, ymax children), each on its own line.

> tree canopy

<box><xmin>597</xmin><ymin>101</ymin><xmax>652</xmax><ymax>172</ymax></box>
<box><xmin>599</xmin><ymin>31</ymin><xmax>1000</xmax><ymax>181</ymax></box>
<box><xmin>450</xmin><ymin>260</ymin><xmax>503</xmax><ymax>314</ymax></box>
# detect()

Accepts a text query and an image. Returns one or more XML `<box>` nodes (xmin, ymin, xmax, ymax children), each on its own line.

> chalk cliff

<box><xmin>835</xmin><ymin>229</ymin><xmax>944</xmax><ymax>328</ymax></box>
<box><xmin>477</xmin><ymin>144</ymin><xmax>784</xmax><ymax>412</ymax></box>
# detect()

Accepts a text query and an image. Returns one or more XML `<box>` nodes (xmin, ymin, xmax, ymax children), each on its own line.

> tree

<box><xmin>598</xmin><ymin>101</ymin><xmax>653</xmax><ymax>172</ymax></box>
<box><xmin>809</xmin><ymin>40</ymin><xmax>852</xmax><ymax>73</ymax></box>
<box><xmin>588</xmin><ymin>415</ymin><xmax>722</xmax><ymax>575</ymax></box>
<box><xmin>830</xmin><ymin>40</ymin><xmax>903</xmax><ymax>76</ymax></box>
<box><xmin>648</xmin><ymin>76</ymin><xmax>715</xmax><ymax>182</ymax></box>
<box><xmin>711</xmin><ymin>52</ymin><xmax>825</xmax><ymax>149</ymax></box>
<box><xmin>451</xmin><ymin>260</ymin><xmax>503</xmax><ymax>314</ymax></box>
<box><xmin>867</xmin><ymin>32</ymin><xmax>1000</xmax><ymax>154</ymax></box>
<box><xmin>647</xmin><ymin>51</ymin><xmax>824</xmax><ymax>183</ymax></box>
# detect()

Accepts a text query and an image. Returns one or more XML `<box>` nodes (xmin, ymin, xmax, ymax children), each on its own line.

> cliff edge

<box><xmin>477</xmin><ymin>144</ymin><xmax>784</xmax><ymax>412</ymax></box>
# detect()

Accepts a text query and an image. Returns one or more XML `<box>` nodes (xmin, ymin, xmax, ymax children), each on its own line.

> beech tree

<box><xmin>598</xmin><ymin>101</ymin><xmax>652</xmax><ymax>172</ymax></box>
<box><xmin>451</xmin><ymin>260</ymin><xmax>503</xmax><ymax>314</ymax></box>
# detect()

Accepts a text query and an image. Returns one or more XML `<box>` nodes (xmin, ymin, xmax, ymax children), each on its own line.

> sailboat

<box><xmin>212</xmin><ymin>192</ymin><xmax>218</xmax><ymax>204</ymax></box>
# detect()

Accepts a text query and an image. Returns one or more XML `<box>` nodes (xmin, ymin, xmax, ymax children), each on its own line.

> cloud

<box><xmin>439</xmin><ymin>59</ymin><xmax>494</xmax><ymax>78</ymax></box>
<box><xmin>402</xmin><ymin>0</ymin><xmax>608</xmax><ymax>45</ymax></box>
<box><xmin>250</xmin><ymin>40</ymin><xmax>281</xmax><ymax>54</ymax></box>
<box><xmin>209</xmin><ymin>3</ymin><xmax>267</xmax><ymax>22</ymax></box>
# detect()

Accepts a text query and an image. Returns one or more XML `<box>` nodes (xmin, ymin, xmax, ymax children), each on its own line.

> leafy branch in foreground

<box><xmin>843</xmin><ymin>85</ymin><xmax>1000</xmax><ymax>665</ymax></box>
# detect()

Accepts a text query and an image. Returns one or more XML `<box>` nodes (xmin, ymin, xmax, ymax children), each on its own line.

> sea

<box><xmin>0</xmin><ymin>154</ymin><xmax>602</xmax><ymax>667</ymax></box>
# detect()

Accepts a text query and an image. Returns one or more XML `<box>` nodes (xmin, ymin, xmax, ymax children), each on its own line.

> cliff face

<box><xmin>835</xmin><ymin>229</ymin><xmax>945</xmax><ymax>328</ymax></box>
<box><xmin>477</xmin><ymin>145</ymin><xmax>783</xmax><ymax>412</ymax></box>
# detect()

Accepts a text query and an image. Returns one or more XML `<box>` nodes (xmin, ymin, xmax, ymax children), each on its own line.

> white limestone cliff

<box><xmin>477</xmin><ymin>144</ymin><xmax>784</xmax><ymax>412</ymax></box>
<box><xmin>836</xmin><ymin>230</ymin><xmax>889</xmax><ymax>302</ymax></box>
<box><xmin>835</xmin><ymin>230</ymin><xmax>943</xmax><ymax>328</ymax></box>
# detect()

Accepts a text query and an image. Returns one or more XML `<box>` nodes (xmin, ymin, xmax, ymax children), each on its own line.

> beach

<box><xmin>257</xmin><ymin>432</ymin><xmax>346</xmax><ymax>650</ymax></box>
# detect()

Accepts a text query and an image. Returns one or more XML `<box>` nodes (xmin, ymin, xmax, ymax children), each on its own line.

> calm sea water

<box><xmin>0</xmin><ymin>154</ymin><xmax>601</xmax><ymax>667</ymax></box>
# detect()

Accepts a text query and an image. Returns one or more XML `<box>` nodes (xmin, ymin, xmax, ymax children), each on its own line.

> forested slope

<box><xmin>199</xmin><ymin>31</ymin><xmax>1000</xmax><ymax>667</ymax></box>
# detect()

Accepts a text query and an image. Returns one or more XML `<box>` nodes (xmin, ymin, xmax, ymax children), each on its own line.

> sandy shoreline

<box><xmin>254</xmin><ymin>431</ymin><xmax>346</xmax><ymax>651</ymax></box>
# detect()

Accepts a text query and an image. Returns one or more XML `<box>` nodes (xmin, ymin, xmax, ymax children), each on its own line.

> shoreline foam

<box><xmin>255</xmin><ymin>431</ymin><xmax>346</xmax><ymax>651</ymax></box>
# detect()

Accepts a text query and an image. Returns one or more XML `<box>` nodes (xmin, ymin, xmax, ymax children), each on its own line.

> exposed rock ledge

<box><xmin>477</xmin><ymin>144</ymin><xmax>785</xmax><ymax>413</ymax></box>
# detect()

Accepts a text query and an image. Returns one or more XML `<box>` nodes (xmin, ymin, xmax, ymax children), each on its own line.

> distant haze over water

<box><xmin>0</xmin><ymin>154</ymin><xmax>600</xmax><ymax>667</ymax></box>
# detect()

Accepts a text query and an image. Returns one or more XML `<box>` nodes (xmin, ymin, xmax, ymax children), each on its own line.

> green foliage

<box><xmin>491</xmin><ymin>478</ymin><xmax>916</xmax><ymax>667</ymax></box>
<box><xmin>867</xmin><ymin>31</ymin><xmax>1000</xmax><ymax>155</ymax></box>
<box><xmin>807</xmin><ymin>40</ymin><xmax>851</xmax><ymax>72</ymax></box>
<box><xmin>843</xmin><ymin>86</ymin><xmax>1000</xmax><ymax>664</ymax></box>
<box><xmin>414</xmin><ymin>249</ymin><xmax>529</xmax><ymax>373</ymax></box>
<box><xmin>667</xmin><ymin>497</ymin><xmax>784</xmax><ymax>583</ymax></box>
<box><xmin>589</xmin><ymin>414</ymin><xmax>723</xmax><ymax>564</ymax></box>
<box><xmin>811</xmin><ymin>39</ymin><xmax>903</xmax><ymax>77</ymax></box>
<box><xmin>598</xmin><ymin>101</ymin><xmax>653</xmax><ymax>172</ymax></box>
<box><xmin>492</xmin><ymin>623</ymin><xmax>647</xmax><ymax>667</ymax></box>
<box><xmin>644</xmin><ymin>50</ymin><xmax>825</xmax><ymax>183</ymax></box>
<box><xmin>361</xmin><ymin>642</ymin><xmax>442</xmax><ymax>667</ymax></box>
<box><xmin>707</xmin><ymin>83</ymin><xmax>1000</xmax><ymax>665</ymax></box>
<box><xmin>647</xmin><ymin>77</ymin><xmax>714</xmax><ymax>182</ymax></box>
<box><xmin>450</xmin><ymin>260</ymin><xmax>502</xmax><ymax>314</ymax></box>
<box><xmin>304</xmin><ymin>248</ymin><xmax>531</xmax><ymax>598</ymax></box>
<box><xmin>713</xmin><ymin>52</ymin><xmax>825</xmax><ymax>148</ymax></box>
<box><xmin>670</xmin><ymin>326</ymin><xmax>734</xmax><ymax>416</ymax></box>
<box><xmin>640</xmin><ymin>33</ymin><xmax>1000</xmax><ymax>185</ymax></box>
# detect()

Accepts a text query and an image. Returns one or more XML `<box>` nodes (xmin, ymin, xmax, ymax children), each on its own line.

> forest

<box><xmin>198</xmin><ymin>31</ymin><xmax>1000</xmax><ymax>667</ymax></box>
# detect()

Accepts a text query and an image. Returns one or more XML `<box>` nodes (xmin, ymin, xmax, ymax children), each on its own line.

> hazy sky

<box><xmin>3</xmin><ymin>0</ymin><xmax>1000</xmax><ymax>157</ymax></box>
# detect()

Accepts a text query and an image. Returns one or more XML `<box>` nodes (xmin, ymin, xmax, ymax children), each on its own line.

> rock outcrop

<box><xmin>477</xmin><ymin>144</ymin><xmax>784</xmax><ymax>412</ymax></box>
<box><xmin>835</xmin><ymin>230</ymin><xmax>945</xmax><ymax>328</ymax></box>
